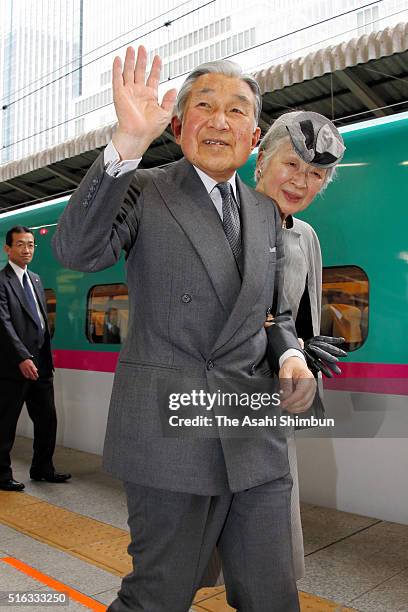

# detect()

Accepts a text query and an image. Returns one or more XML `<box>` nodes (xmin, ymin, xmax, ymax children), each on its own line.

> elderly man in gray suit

<box><xmin>53</xmin><ymin>46</ymin><xmax>316</xmax><ymax>612</ymax></box>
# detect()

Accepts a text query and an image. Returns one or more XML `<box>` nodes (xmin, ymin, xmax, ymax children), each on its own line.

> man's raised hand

<box><xmin>112</xmin><ymin>46</ymin><xmax>177</xmax><ymax>160</ymax></box>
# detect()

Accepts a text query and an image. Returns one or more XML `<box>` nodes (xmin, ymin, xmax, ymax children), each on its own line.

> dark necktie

<box><xmin>23</xmin><ymin>272</ymin><xmax>43</xmax><ymax>333</ymax></box>
<box><xmin>216</xmin><ymin>182</ymin><xmax>242</xmax><ymax>267</ymax></box>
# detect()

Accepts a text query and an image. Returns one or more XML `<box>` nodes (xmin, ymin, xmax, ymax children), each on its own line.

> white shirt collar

<box><xmin>9</xmin><ymin>259</ymin><xmax>27</xmax><ymax>283</ymax></box>
<box><xmin>193</xmin><ymin>166</ymin><xmax>238</xmax><ymax>200</ymax></box>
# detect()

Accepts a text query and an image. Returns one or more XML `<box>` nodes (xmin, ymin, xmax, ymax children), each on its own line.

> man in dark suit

<box><xmin>0</xmin><ymin>226</ymin><xmax>71</xmax><ymax>491</ymax></box>
<box><xmin>53</xmin><ymin>47</ymin><xmax>316</xmax><ymax>611</ymax></box>
<box><xmin>103</xmin><ymin>308</ymin><xmax>121</xmax><ymax>344</ymax></box>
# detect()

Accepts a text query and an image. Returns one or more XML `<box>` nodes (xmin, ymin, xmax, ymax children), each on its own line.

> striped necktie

<box><xmin>216</xmin><ymin>182</ymin><xmax>242</xmax><ymax>267</ymax></box>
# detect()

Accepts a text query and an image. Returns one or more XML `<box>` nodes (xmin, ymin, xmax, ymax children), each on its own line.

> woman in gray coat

<box><xmin>256</xmin><ymin>110</ymin><xmax>346</xmax><ymax>579</ymax></box>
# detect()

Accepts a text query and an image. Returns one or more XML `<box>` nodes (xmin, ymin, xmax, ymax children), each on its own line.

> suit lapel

<box><xmin>6</xmin><ymin>264</ymin><xmax>40</xmax><ymax>326</ymax></box>
<box><xmin>211</xmin><ymin>178</ymin><xmax>271</xmax><ymax>355</ymax></box>
<box><xmin>153</xmin><ymin>159</ymin><xmax>242</xmax><ymax>315</ymax></box>
<box><xmin>153</xmin><ymin>160</ymin><xmax>271</xmax><ymax>355</ymax></box>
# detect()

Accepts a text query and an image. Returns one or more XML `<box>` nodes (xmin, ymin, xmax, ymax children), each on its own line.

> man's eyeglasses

<box><xmin>13</xmin><ymin>242</ymin><xmax>37</xmax><ymax>250</ymax></box>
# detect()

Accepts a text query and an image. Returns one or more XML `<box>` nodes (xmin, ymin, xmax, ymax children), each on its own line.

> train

<box><xmin>1</xmin><ymin>111</ymin><xmax>407</xmax><ymax>524</ymax></box>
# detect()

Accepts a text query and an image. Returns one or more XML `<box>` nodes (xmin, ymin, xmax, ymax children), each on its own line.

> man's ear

<box><xmin>4</xmin><ymin>244</ymin><xmax>10</xmax><ymax>256</ymax></box>
<box><xmin>251</xmin><ymin>126</ymin><xmax>261</xmax><ymax>150</ymax></box>
<box><xmin>171</xmin><ymin>116</ymin><xmax>182</xmax><ymax>144</ymax></box>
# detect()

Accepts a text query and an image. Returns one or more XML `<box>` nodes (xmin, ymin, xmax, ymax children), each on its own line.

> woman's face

<box><xmin>256</xmin><ymin>140</ymin><xmax>327</xmax><ymax>218</ymax></box>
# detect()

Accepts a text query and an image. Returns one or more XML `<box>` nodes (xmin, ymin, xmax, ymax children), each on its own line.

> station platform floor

<box><xmin>1</xmin><ymin>437</ymin><xmax>407</xmax><ymax>612</ymax></box>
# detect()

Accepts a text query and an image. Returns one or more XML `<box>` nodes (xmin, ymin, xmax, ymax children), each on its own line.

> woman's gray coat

<box><xmin>282</xmin><ymin>215</ymin><xmax>323</xmax><ymax>580</ymax></box>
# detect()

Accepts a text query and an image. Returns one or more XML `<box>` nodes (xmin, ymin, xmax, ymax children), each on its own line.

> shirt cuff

<box><xmin>104</xmin><ymin>140</ymin><xmax>142</xmax><ymax>177</ymax></box>
<box><xmin>279</xmin><ymin>349</ymin><xmax>306</xmax><ymax>369</ymax></box>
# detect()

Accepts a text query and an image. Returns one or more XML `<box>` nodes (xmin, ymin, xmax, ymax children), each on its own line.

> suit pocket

<box><xmin>119</xmin><ymin>359</ymin><xmax>180</xmax><ymax>372</ymax></box>
<box><xmin>112</xmin><ymin>363</ymin><xmax>170</xmax><ymax>437</ymax></box>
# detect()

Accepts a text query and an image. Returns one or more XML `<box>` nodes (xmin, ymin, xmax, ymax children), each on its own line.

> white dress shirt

<box><xmin>103</xmin><ymin>142</ymin><xmax>305</xmax><ymax>367</ymax></box>
<box><xmin>104</xmin><ymin>141</ymin><xmax>238</xmax><ymax>219</ymax></box>
<box><xmin>9</xmin><ymin>260</ymin><xmax>45</xmax><ymax>330</ymax></box>
<box><xmin>193</xmin><ymin>166</ymin><xmax>238</xmax><ymax>220</ymax></box>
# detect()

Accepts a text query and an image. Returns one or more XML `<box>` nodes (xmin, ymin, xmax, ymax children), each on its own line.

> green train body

<box><xmin>1</xmin><ymin>112</ymin><xmax>407</xmax><ymax>367</ymax></box>
<box><xmin>0</xmin><ymin>196</ymin><xmax>128</xmax><ymax>360</ymax></box>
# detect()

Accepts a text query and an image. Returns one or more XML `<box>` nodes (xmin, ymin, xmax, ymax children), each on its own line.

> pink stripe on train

<box><xmin>52</xmin><ymin>350</ymin><xmax>408</xmax><ymax>394</ymax></box>
<box><xmin>53</xmin><ymin>349</ymin><xmax>119</xmax><ymax>373</ymax></box>
<box><xmin>323</xmin><ymin>362</ymin><xmax>408</xmax><ymax>395</ymax></box>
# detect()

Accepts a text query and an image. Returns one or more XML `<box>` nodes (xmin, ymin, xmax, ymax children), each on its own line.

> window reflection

<box><xmin>321</xmin><ymin>266</ymin><xmax>369</xmax><ymax>351</ymax></box>
<box><xmin>87</xmin><ymin>284</ymin><xmax>129</xmax><ymax>344</ymax></box>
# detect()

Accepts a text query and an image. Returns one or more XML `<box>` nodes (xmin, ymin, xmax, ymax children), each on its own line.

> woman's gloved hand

<box><xmin>303</xmin><ymin>335</ymin><xmax>347</xmax><ymax>378</ymax></box>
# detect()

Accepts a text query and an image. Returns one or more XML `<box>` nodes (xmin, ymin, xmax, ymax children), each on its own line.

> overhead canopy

<box><xmin>254</xmin><ymin>21</ymin><xmax>408</xmax><ymax>133</ymax></box>
<box><xmin>1</xmin><ymin>20</ymin><xmax>408</xmax><ymax>211</ymax></box>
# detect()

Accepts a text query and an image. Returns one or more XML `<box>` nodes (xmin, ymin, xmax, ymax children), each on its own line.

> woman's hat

<box><xmin>272</xmin><ymin>111</ymin><xmax>345</xmax><ymax>168</ymax></box>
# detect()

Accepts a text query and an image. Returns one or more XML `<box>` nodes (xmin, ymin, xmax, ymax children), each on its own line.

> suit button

<box><xmin>181</xmin><ymin>293</ymin><xmax>192</xmax><ymax>303</ymax></box>
<box><xmin>206</xmin><ymin>360</ymin><xmax>215</xmax><ymax>370</ymax></box>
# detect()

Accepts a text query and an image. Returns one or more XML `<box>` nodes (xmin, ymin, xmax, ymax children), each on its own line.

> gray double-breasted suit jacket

<box><xmin>53</xmin><ymin>154</ymin><xmax>301</xmax><ymax>495</ymax></box>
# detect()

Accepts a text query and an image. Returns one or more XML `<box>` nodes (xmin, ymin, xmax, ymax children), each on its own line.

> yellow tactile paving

<box><xmin>0</xmin><ymin>493</ymin><xmax>125</xmax><ymax>549</ymax></box>
<box><xmin>0</xmin><ymin>491</ymin><xmax>357</xmax><ymax>611</ymax></box>
<box><xmin>194</xmin><ymin>587</ymin><xmax>226</xmax><ymax>603</ymax></box>
<box><xmin>193</xmin><ymin>589</ymin><xmax>356</xmax><ymax>611</ymax></box>
<box><xmin>299</xmin><ymin>592</ymin><xmax>356</xmax><ymax>611</ymax></box>
<box><xmin>73</xmin><ymin>533</ymin><xmax>132</xmax><ymax>575</ymax></box>
<box><xmin>0</xmin><ymin>490</ymin><xmax>41</xmax><ymax>506</ymax></box>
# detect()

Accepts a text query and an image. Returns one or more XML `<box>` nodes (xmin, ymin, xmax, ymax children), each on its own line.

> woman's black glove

<box><xmin>303</xmin><ymin>336</ymin><xmax>347</xmax><ymax>378</ymax></box>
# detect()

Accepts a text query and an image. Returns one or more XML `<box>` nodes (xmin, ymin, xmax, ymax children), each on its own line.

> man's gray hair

<box><xmin>174</xmin><ymin>60</ymin><xmax>262</xmax><ymax>128</ymax></box>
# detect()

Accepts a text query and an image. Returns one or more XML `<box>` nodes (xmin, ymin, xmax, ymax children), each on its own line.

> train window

<box><xmin>44</xmin><ymin>289</ymin><xmax>56</xmax><ymax>338</ymax></box>
<box><xmin>87</xmin><ymin>284</ymin><xmax>129</xmax><ymax>344</ymax></box>
<box><xmin>321</xmin><ymin>266</ymin><xmax>369</xmax><ymax>351</ymax></box>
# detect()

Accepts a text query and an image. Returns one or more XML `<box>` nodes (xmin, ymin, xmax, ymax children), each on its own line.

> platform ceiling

<box><xmin>1</xmin><ymin>21</ymin><xmax>408</xmax><ymax>211</ymax></box>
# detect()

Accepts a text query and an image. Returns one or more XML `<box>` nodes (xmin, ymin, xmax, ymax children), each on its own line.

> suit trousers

<box><xmin>201</xmin><ymin>435</ymin><xmax>305</xmax><ymax>587</ymax></box>
<box><xmin>108</xmin><ymin>476</ymin><xmax>300</xmax><ymax>612</ymax></box>
<box><xmin>0</xmin><ymin>376</ymin><xmax>57</xmax><ymax>480</ymax></box>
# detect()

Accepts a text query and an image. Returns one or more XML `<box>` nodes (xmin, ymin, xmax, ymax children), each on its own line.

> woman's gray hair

<box><xmin>174</xmin><ymin>60</ymin><xmax>262</xmax><ymax>129</ymax></box>
<box><xmin>256</xmin><ymin>113</ymin><xmax>339</xmax><ymax>190</ymax></box>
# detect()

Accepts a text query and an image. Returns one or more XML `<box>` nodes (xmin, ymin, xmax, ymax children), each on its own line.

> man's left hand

<box><xmin>279</xmin><ymin>357</ymin><xmax>316</xmax><ymax>413</ymax></box>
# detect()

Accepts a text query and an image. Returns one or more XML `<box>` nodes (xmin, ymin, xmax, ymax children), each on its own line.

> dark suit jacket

<box><xmin>53</xmin><ymin>155</ymin><xmax>301</xmax><ymax>494</ymax></box>
<box><xmin>0</xmin><ymin>264</ymin><xmax>53</xmax><ymax>379</ymax></box>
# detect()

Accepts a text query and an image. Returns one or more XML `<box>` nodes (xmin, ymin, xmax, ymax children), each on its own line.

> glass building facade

<box><xmin>0</xmin><ymin>0</ymin><xmax>406</xmax><ymax>163</ymax></box>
